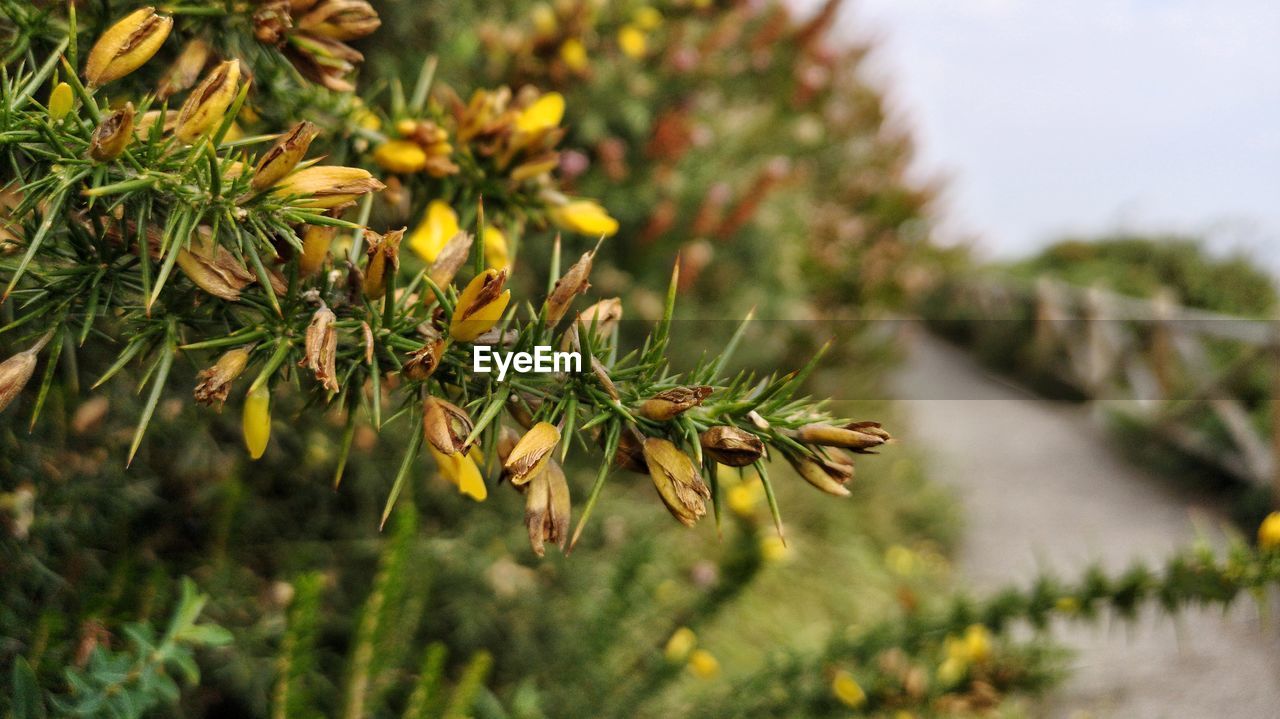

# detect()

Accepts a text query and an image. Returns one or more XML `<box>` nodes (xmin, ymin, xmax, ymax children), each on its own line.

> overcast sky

<box><xmin>800</xmin><ymin>0</ymin><xmax>1280</xmax><ymax>264</ymax></box>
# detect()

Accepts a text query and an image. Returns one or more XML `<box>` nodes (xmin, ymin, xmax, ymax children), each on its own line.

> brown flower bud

<box><xmin>157</xmin><ymin>39</ymin><xmax>212</xmax><ymax>99</ymax></box>
<box><xmin>422</xmin><ymin>397</ymin><xmax>474</xmax><ymax>455</ymax></box>
<box><xmin>271</xmin><ymin>166</ymin><xmax>384</xmax><ymax>209</ymax></box>
<box><xmin>175</xmin><ymin>60</ymin><xmax>241</xmax><ymax>144</ymax></box>
<box><xmin>611</xmin><ymin>425</ymin><xmax>649</xmax><ymax>474</ymax></box>
<box><xmin>427</xmin><ymin>231</ymin><xmax>473</xmax><ymax>289</ymax></box>
<box><xmin>297</xmin><ymin>0</ymin><xmax>382</xmax><ymax>41</ymax></box>
<box><xmin>640</xmin><ymin>386</ymin><xmax>712</xmax><ymax>421</ymax></box>
<box><xmin>796</xmin><ymin>422</ymin><xmax>888</xmax><ymax>452</ymax></box>
<box><xmin>450</xmin><ymin>269</ymin><xmax>511</xmax><ymax>342</ymax></box>
<box><xmin>699</xmin><ymin>426</ymin><xmax>764</xmax><ymax>467</ymax></box>
<box><xmin>251</xmin><ymin>121</ymin><xmax>319</xmax><ymax>191</ymax></box>
<box><xmin>403</xmin><ymin>333</ymin><xmax>446</xmax><ymax>381</ymax></box>
<box><xmin>362</xmin><ymin>227</ymin><xmax>404</xmax><ymax>299</ymax></box>
<box><xmin>284</xmin><ymin>33</ymin><xmax>362</xmax><ymax>92</ymax></box>
<box><xmin>89</xmin><ymin>103</ymin><xmax>135</xmax><ymax>161</ymax></box>
<box><xmin>786</xmin><ymin>451</ymin><xmax>854</xmax><ymax>497</ymax></box>
<box><xmin>299</xmin><ymin>305</ymin><xmax>339</xmax><ymax>393</ymax></box>
<box><xmin>525</xmin><ymin>458</ymin><xmax>571</xmax><ymax>557</ymax></box>
<box><xmin>298</xmin><ymin>224</ymin><xmax>337</xmax><ymax>277</ymax></box>
<box><xmin>643</xmin><ymin>437</ymin><xmax>710</xmax><ymax>526</ymax></box>
<box><xmin>252</xmin><ymin>1</ymin><xmax>293</xmax><ymax>45</ymax></box>
<box><xmin>176</xmin><ymin>233</ymin><xmax>256</xmax><ymax>301</ymax></box>
<box><xmin>565</xmin><ymin>297</ymin><xmax>623</xmax><ymax>348</ymax></box>
<box><xmin>504</xmin><ymin>421</ymin><xmax>560</xmax><ymax>486</ymax></box>
<box><xmin>0</xmin><ymin>333</ymin><xmax>53</xmax><ymax>414</ymax></box>
<box><xmin>193</xmin><ymin>346</ymin><xmax>252</xmax><ymax>409</ymax></box>
<box><xmin>544</xmin><ymin>250</ymin><xmax>593</xmax><ymax>325</ymax></box>
<box><xmin>83</xmin><ymin>7</ymin><xmax>173</xmax><ymax>87</ymax></box>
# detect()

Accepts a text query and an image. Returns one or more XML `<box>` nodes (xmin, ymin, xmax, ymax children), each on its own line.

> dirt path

<box><xmin>889</xmin><ymin>328</ymin><xmax>1280</xmax><ymax>718</ymax></box>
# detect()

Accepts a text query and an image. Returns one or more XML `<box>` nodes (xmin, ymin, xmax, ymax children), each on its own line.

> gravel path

<box><xmin>889</xmin><ymin>328</ymin><xmax>1280</xmax><ymax>718</ymax></box>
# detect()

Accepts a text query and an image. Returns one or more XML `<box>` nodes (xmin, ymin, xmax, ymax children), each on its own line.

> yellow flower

<box><xmin>503</xmin><ymin>421</ymin><xmax>560</xmax><ymax>486</ymax></box>
<box><xmin>643</xmin><ymin>437</ymin><xmax>710</xmax><ymax>526</ymax></box>
<box><xmin>409</xmin><ymin>200</ymin><xmax>460</xmax><ymax>262</ymax></box>
<box><xmin>515</xmin><ymin>92</ymin><xmax>564</xmax><ymax>134</ymax></box>
<box><xmin>963</xmin><ymin>624</ymin><xmax>991</xmax><ymax>663</ymax></box>
<box><xmin>885</xmin><ymin>544</ymin><xmax>915</xmax><ymax>576</ymax></box>
<box><xmin>450</xmin><ymin>269</ymin><xmax>511</xmax><ymax>342</ymax></box>
<box><xmin>559</xmin><ymin>38</ymin><xmax>588</xmax><ymax>72</ymax></box>
<box><xmin>633</xmin><ymin>6</ymin><xmax>662</xmax><ymax>31</ymax></box>
<box><xmin>548</xmin><ymin>199</ymin><xmax>619</xmax><ymax>237</ymax></box>
<box><xmin>428</xmin><ymin>445</ymin><xmax>487</xmax><ymax>501</ymax></box>
<box><xmin>374</xmin><ymin>140</ymin><xmax>428</xmax><ymax>174</ymax></box>
<box><xmin>251</xmin><ymin>121</ymin><xmax>319</xmax><ymax>191</ymax></box>
<box><xmin>937</xmin><ymin>656</ymin><xmax>966</xmax><ymax>687</ymax></box>
<box><xmin>760</xmin><ymin>535</ymin><xmax>789</xmax><ymax>563</ymax></box>
<box><xmin>726</xmin><ymin>480</ymin><xmax>761</xmax><ymax>517</ymax></box>
<box><xmin>48</xmin><ymin>82</ymin><xmax>73</xmax><ymax>121</ymax></box>
<box><xmin>82</xmin><ymin>7</ymin><xmax>173</xmax><ymax>87</ymax></box>
<box><xmin>89</xmin><ymin>103</ymin><xmax>135</xmax><ymax>161</ymax></box>
<box><xmin>831</xmin><ymin>669</ymin><xmax>866</xmax><ymax>708</ymax></box>
<box><xmin>174</xmin><ymin>60</ymin><xmax>241</xmax><ymax>144</ymax></box>
<box><xmin>299</xmin><ymin>225</ymin><xmax>337</xmax><ymax>277</ymax></box>
<box><xmin>687</xmin><ymin>649</ymin><xmax>720</xmax><ymax>679</ymax></box>
<box><xmin>530</xmin><ymin>3</ymin><xmax>557</xmax><ymax>35</ymax></box>
<box><xmin>271</xmin><ymin>166</ymin><xmax>384</xmax><ymax>209</ymax></box>
<box><xmin>1258</xmin><ymin>511</ymin><xmax>1280</xmax><ymax>551</ymax></box>
<box><xmin>351</xmin><ymin>99</ymin><xmax>382</xmax><ymax>131</ymax></box>
<box><xmin>618</xmin><ymin>25</ymin><xmax>647</xmax><ymax>59</ymax></box>
<box><xmin>1055</xmin><ymin>596</ymin><xmax>1080</xmax><ymax>615</ymax></box>
<box><xmin>243</xmin><ymin>384</ymin><xmax>271</xmax><ymax>460</ymax></box>
<box><xmin>483</xmin><ymin>225</ymin><xmax>510</xmax><ymax>271</ymax></box>
<box><xmin>664</xmin><ymin>627</ymin><xmax>696</xmax><ymax>663</ymax></box>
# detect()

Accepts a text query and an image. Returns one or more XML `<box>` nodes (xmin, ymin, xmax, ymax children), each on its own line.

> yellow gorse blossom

<box><xmin>270</xmin><ymin>166</ymin><xmax>384</xmax><ymax>209</ymax></box>
<box><xmin>175</xmin><ymin>60</ymin><xmax>241</xmax><ymax>144</ymax></box>
<box><xmin>515</xmin><ymin>92</ymin><xmax>564</xmax><ymax>135</ymax></box>
<box><xmin>503</xmin><ymin>421</ymin><xmax>559</xmax><ymax>486</ymax></box>
<box><xmin>408</xmin><ymin>200</ymin><xmax>460</xmax><ymax>262</ymax></box>
<box><xmin>428</xmin><ymin>445</ymin><xmax>487</xmax><ymax>501</ymax></box>
<box><xmin>48</xmin><ymin>82</ymin><xmax>73</xmax><ymax>121</ymax></box>
<box><xmin>1259</xmin><ymin>512</ymin><xmax>1280</xmax><ymax>551</ymax></box>
<box><xmin>83</xmin><ymin>7</ymin><xmax>173</xmax><ymax>87</ymax></box>
<box><xmin>687</xmin><ymin>649</ymin><xmax>720</xmax><ymax>679</ymax></box>
<box><xmin>299</xmin><ymin>225</ymin><xmax>337</xmax><ymax>277</ymax></box>
<box><xmin>618</xmin><ymin>25</ymin><xmax>647</xmax><ymax>59</ymax></box>
<box><xmin>559</xmin><ymin>39</ymin><xmax>588</xmax><ymax>72</ymax></box>
<box><xmin>664</xmin><ymin>627</ymin><xmax>696</xmax><ymax>663</ymax></box>
<box><xmin>251</xmin><ymin>121</ymin><xmax>319</xmax><ymax>191</ymax></box>
<box><xmin>633</xmin><ymin>6</ymin><xmax>663</xmax><ymax>31</ymax></box>
<box><xmin>450</xmin><ymin>269</ymin><xmax>511</xmax><ymax>342</ymax></box>
<box><xmin>549</xmin><ymin>199</ymin><xmax>619</xmax><ymax>237</ymax></box>
<box><xmin>243</xmin><ymin>384</ymin><xmax>271</xmax><ymax>460</ymax></box>
<box><xmin>831</xmin><ymin>670</ymin><xmax>866</xmax><ymax>708</ymax></box>
<box><xmin>483</xmin><ymin>225</ymin><xmax>510</xmax><ymax>271</ymax></box>
<box><xmin>373</xmin><ymin>140</ymin><xmax>429</xmax><ymax>174</ymax></box>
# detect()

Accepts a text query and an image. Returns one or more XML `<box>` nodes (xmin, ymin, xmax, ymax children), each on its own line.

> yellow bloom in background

<box><xmin>374</xmin><ymin>140</ymin><xmax>428</xmax><ymax>174</ymax></box>
<box><xmin>664</xmin><ymin>626</ymin><xmax>696</xmax><ymax>662</ymax></box>
<box><xmin>618</xmin><ymin>25</ymin><xmax>647</xmax><ymax>59</ymax></box>
<box><xmin>1259</xmin><ymin>511</ymin><xmax>1280</xmax><ymax>550</ymax></box>
<box><xmin>243</xmin><ymin>384</ymin><xmax>271</xmax><ymax>460</ymax></box>
<box><xmin>48</xmin><ymin>82</ymin><xmax>73</xmax><ymax>121</ymax></box>
<box><xmin>515</xmin><ymin>92</ymin><xmax>565</xmax><ymax>134</ymax></box>
<box><xmin>530</xmin><ymin>3</ymin><xmax>557</xmax><ymax>35</ymax></box>
<box><xmin>483</xmin><ymin>225</ymin><xmax>510</xmax><ymax>271</ymax></box>
<box><xmin>559</xmin><ymin>38</ymin><xmax>588</xmax><ymax>72</ymax></box>
<box><xmin>831</xmin><ymin>669</ymin><xmax>866</xmax><ymax>708</ymax></box>
<box><xmin>633</xmin><ymin>6</ymin><xmax>662</xmax><ymax>31</ymax></box>
<box><xmin>726</xmin><ymin>478</ymin><xmax>761</xmax><ymax>517</ymax></box>
<box><xmin>937</xmin><ymin>656</ymin><xmax>966</xmax><ymax>687</ymax></box>
<box><xmin>450</xmin><ymin>269</ymin><xmax>512</xmax><ymax>342</ymax></box>
<box><xmin>962</xmin><ymin>624</ymin><xmax>992</xmax><ymax>663</ymax></box>
<box><xmin>351</xmin><ymin>99</ymin><xmax>382</xmax><ymax>131</ymax></box>
<box><xmin>1055</xmin><ymin>596</ymin><xmax>1080</xmax><ymax>615</ymax></box>
<box><xmin>549</xmin><ymin>199</ymin><xmax>618</xmax><ymax>237</ymax></box>
<box><xmin>428</xmin><ymin>445</ymin><xmax>488</xmax><ymax>501</ymax></box>
<box><xmin>409</xmin><ymin>200</ymin><xmax>460</xmax><ymax>262</ymax></box>
<box><xmin>885</xmin><ymin>544</ymin><xmax>916</xmax><ymax>577</ymax></box>
<box><xmin>687</xmin><ymin>649</ymin><xmax>720</xmax><ymax>679</ymax></box>
<box><xmin>760</xmin><ymin>535</ymin><xmax>790</xmax><ymax>563</ymax></box>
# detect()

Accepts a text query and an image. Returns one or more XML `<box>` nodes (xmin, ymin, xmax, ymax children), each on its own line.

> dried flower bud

<box><xmin>423</xmin><ymin>397</ymin><xmax>474</xmax><ymax>456</ymax></box>
<box><xmin>83</xmin><ymin>7</ymin><xmax>173</xmax><ymax>87</ymax></box>
<box><xmin>612</xmin><ymin>424</ymin><xmax>649</xmax><ymax>474</ymax></box>
<box><xmin>0</xmin><ymin>333</ymin><xmax>53</xmax><ymax>414</ymax></box>
<box><xmin>450</xmin><ymin>269</ymin><xmax>512</xmax><ymax>342</ymax></box>
<box><xmin>157</xmin><ymin>39</ymin><xmax>212</xmax><ymax>99</ymax></box>
<box><xmin>643</xmin><ymin>437</ymin><xmax>710</xmax><ymax>526</ymax></box>
<box><xmin>575</xmin><ymin>297</ymin><xmax>623</xmax><ymax>336</ymax></box>
<box><xmin>194</xmin><ymin>346</ymin><xmax>252</xmax><ymax>409</ymax></box>
<box><xmin>428</xmin><ymin>445</ymin><xmax>487</xmax><ymax>501</ymax></box>
<box><xmin>640</xmin><ymin>386</ymin><xmax>712</xmax><ymax>421</ymax></box>
<box><xmin>134</xmin><ymin>109</ymin><xmax>178</xmax><ymax>140</ymax></box>
<box><xmin>362</xmin><ymin>227</ymin><xmax>403</xmax><ymax>299</ymax></box>
<box><xmin>504</xmin><ymin>421</ymin><xmax>560</xmax><ymax>486</ymax></box>
<box><xmin>525</xmin><ymin>458</ymin><xmax>571</xmax><ymax>556</ymax></box>
<box><xmin>298</xmin><ymin>224</ymin><xmax>337</xmax><ymax>277</ymax></box>
<box><xmin>544</xmin><ymin>250</ymin><xmax>593</xmax><ymax>325</ymax></box>
<box><xmin>299</xmin><ymin>305</ymin><xmax>339</xmax><ymax>393</ymax></box>
<box><xmin>176</xmin><ymin>234</ymin><xmax>256</xmax><ymax>301</ymax></box>
<box><xmin>48</xmin><ymin>82</ymin><xmax>73</xmax><ymax>121</ymax></box>
<box><xmin>243</xmin><ymin>384</ymin><xmax>271</xmax><ymax>460</ymax></box>
<box><xmin>796</xmin><ymin>422</ymin><xmax>888</xmax><ymax>452</ymax></box>
<box><xmin>786</xmin><ymin>451</ymin><xmax>854</xmax><ymax>496</ymax></box>
<box><xmin>251</xmin><ymin>121</ymin><xmax>319</xmax><ymax>191</ymax></box>
<box><xmin>175</xmin><ymin>60</ymin><xmax>241</xmax><ymax>144</ymax></box>
<box><xmin>297</xmin><ymin>0</ymin><xmax>382</xmax><ymax>41</ymax></box>
<box><xmin>253</xmin><ymin>1</ymin><xmax>293</xmax><ymax>45</ymax></box>
<box><xmin>428</xmin><ymin>231</ymin><xmax>473</xmax><ymax>289</ymax></box>
<box><xmin>549</xmin><ymin>199</ymin><xmax>619</xmax><ymax>237</ymax></box>
<box><xmin>699</xmin><ymin>426</ymin><xmax>764</xmax><ymax>467</ymax></box>
<box><xmin>89</xmin><ymin>103</ymin><xmax>135</xmax><ymax>161</ymax></box>
<box><xmin>271</xmin><ymin>166</ymin><xmax>385</xmax><ymax>209</ymax></box>
<box><xmin>284</xmin><ymin>34</ymin><xmax>362</xmax><ymax>92</ymax></box>
<box><xmin>591</xmin><ymin>356</ymin><xmax>620</xmax><ymax>401</ymax></box>
<box><xmin>403</xmin><ymin>334</ymin><xmax>446</xmax><ymax>381</ymax></box>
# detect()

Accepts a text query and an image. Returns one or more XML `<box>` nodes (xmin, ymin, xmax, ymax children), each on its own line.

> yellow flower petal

<box><xmin>243</xmin><ymin>384</ymin><xmax>271</xmax><ymax>460</ymax></box>
<box><xmin>1260</xmin><ymin>511</ymin><xmax>1280</xmax><ymax>550</ymax></box>
<box><xmin>483</xmin><ymin>225</ymin><xmax>510</xmax><ymax>271</ymax></box>
<box><xmin>408</xmin><ymin>200</ymin><xmax>460</xmax><ymax>262</ymax></box>
<box><xmin>549</xmin><ymin>199</ymin><xmax>618</xmax><ymax>237</ymax></box>
<box><xmin>374</xmin><ymin>140</ymin><xmax>428</xmax><ymax>174</ymax></box>
<box><xmin>831</xmin><ymin>670</ymin><xmax>866</xmax><ymax>708</ymax></box>
<box><xmin>618</xmin><ymin>25</ymin><xmax>647</xmax><ymax>59</ymax></box>
<box><xmin>515</xmin><ymin>92</ymin><xmax>564</xmax><ymax>134</ymax></box>
<box><xmin>559</xmin><ymin>38</ymin><xmax>588</xmax><ymax>72</ymax></box>
<box><xmin>687</xmin><ymin>649</ymin><xmax>720</xmax><ymax>679</ymax></box>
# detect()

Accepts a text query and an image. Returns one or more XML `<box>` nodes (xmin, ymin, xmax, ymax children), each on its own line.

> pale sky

<box><xmin>798</xmin><ymin>0</ymin><xmax>1280</xmax><ymax>264</ymax></box>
